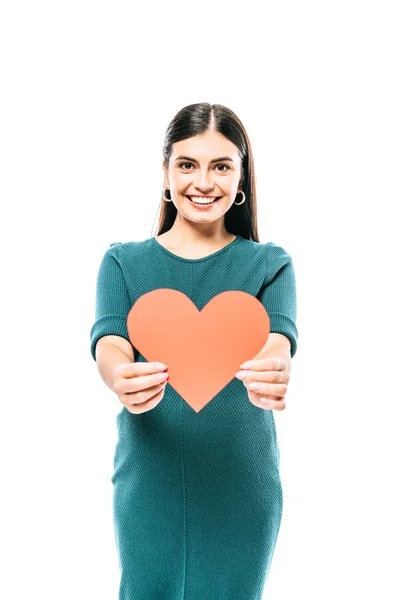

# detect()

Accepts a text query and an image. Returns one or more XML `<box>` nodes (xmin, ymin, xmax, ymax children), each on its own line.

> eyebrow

<box><xmin>174</xmin><ymin>155</ymin><xmax>234</xmax><ymax>164</ymax></box>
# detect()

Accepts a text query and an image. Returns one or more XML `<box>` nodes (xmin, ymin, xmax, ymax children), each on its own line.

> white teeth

<box><xmin>188</xmin><ymin>196</ymin><xmax>219</xmax><ymax>205</ymax></box>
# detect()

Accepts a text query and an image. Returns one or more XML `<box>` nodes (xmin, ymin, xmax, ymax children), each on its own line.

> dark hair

<box><xmin>152</xmin><ymin>103</ymin><xmax>260</xmax><ymax>242</ymax></box>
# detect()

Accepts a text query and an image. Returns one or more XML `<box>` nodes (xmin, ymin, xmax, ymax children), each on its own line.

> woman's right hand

<box><xmin>113</xmin><ymin>361</ymin><xmax>169</xmax><ymax>414</ymax></box>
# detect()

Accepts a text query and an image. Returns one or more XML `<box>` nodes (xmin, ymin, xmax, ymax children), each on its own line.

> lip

<box><xmin>185</xmin><ymin>195</ymin><xmax>221</xmax><ymax>209</ymax></box>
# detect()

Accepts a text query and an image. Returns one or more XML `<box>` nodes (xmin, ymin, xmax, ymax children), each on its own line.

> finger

<box><xmin>258</xmin><ymin>397</ymin><xmax>286</xmax><ymax>411</ymax></box>
<box><xmin>126</xmin><ymin>381</ymin><xmax>167</xmax><ymax>406</ymax></box>
<box><xmin>117</xmin><ymin>365</ymin><xmax>169</xmax><ymax>394</ymax></box>
<box><xmin>245</xmin><ymin>381</ymin><xmax>288</xmax><ymax>397</ymax></box>
<box><xmin>259</xmin><ymin>394</ymin><xmax>281</xmax><ymax>401</ymax></box>
<box><xmin>124</xmin><ymin>371</ymin><xmax>169</xmax><ymax>394</ymax></box>
<box><xmin>117</xmin><ymin>361</ymin><xmax>168</xmax><ymax>377</ymax></box>
<box><xmin>127</xmin><ymin>385</ymin><xmax>166</xmax><ymax>415</ymax></box>
<box><xmin>244</xmin><ymin>357</ymin><xmax>286</xmax><ymax>372</ymax></box>
<box><xmin>247</xmin><ymin>390</ymin><xmax>286</xmax><ymax>411</ymax></box>
<box><xmin>237</xmin><ymin>368</ymin><xmax>289</xmax><ymax>385</ymax></box>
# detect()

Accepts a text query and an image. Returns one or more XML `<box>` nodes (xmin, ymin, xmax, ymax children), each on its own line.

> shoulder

<box><xmin>260</xmin><ymin>240</ymin><xmax>296</xmax><ymax>282</ymax></box>
<box><xmin>105</xmin><ymin>238</ymin><xmax>154</xmax><ymax>264</ymax></box>
<box><xmin>265</xmin><ymin>241</ymin><xmax>294</xmax><ymax>263</ymax></box>
<box><xmin>239</xmin><ymin>237</ymin><xmax>294</xmax><ymax>263</ymax></box>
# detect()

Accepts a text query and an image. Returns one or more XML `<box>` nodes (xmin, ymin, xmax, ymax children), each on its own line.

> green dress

<box><xmin>90</xmin><ymin>234</ymin><xmax>298</xmax><ymax>600</ymax></box>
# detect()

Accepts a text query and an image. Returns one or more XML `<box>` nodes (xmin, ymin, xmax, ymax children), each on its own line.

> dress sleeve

<box><xmin>90</xmin><ymin>243</ymin><xmax>133</xmax><ymax>361</ymax></box>
<box><xmin>257</xmin><ymin>242</ymin><xmax>299</xmax><ymax>358</ymax></box>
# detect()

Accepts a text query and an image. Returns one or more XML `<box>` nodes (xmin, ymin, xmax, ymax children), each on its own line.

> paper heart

<box><xmin>127</xmin><ymin>289</ymin><xmax>270</xmax><ymax>413</ymax></box>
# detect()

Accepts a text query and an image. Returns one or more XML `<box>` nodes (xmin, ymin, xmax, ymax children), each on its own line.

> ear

<box><xmin>162</xmin><ymin>160</ymin><xmax>169</xmax><ymax>184</ymax></box>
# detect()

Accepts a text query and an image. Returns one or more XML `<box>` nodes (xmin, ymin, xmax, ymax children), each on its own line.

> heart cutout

<box><xmin>127</xmin><ymin>289</ymin><xmax>270</xmax><ymax>413</ymax></box>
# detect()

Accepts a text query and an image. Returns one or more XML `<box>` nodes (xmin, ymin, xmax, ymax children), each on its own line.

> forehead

<box><xmin>172</xmin><ymin>131</ymin><xmax>240</xmax><ymax>162</ymax></box>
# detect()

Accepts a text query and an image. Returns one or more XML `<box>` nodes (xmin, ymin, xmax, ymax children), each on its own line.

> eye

<box><xmin>178</xmin><ymin>162</ymin><xmax>231</xmax><ymax>172</ymax></box>
<box><xmin>215</xmin><ymin>164</ymin><xmax>230</xmax><ymax>172</ymax></box>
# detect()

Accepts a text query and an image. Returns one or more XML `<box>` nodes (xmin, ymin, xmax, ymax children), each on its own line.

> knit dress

<box><xmin>90</xmin><ymin>234</ymin><xmax>298</xmax><ymax>600</ymax></box>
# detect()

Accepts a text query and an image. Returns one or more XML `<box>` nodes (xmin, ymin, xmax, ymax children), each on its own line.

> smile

<box><xmin>186</xmin><ymin>196</ymin><xmax>221</xmax><ymax>205</ymax></box>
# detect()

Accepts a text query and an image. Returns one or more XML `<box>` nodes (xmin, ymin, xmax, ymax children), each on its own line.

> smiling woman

<box><xmin>158</xmin><ymin>125</ymin><xmax>246</xmax><ymax>239</ymax></box>
<box><xmin>90</xmin><ymin>102</ymin><xmax>299</xmax><ymax>600</ymax></box>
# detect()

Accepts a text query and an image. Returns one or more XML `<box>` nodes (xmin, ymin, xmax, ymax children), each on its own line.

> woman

<box><xmin>90</xmin><ymin>102</ymin><xmax>298</xmax><ymax>599</ymax></box>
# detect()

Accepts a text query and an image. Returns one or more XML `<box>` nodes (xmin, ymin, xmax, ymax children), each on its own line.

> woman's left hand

<box><xmin>234</xmin><ymin>357</ymin><xmax>290</xmax><ymax>411</ymax></box>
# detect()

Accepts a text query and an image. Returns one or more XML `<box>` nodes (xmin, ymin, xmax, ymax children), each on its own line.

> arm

<box><xmin>254</xmin><ymin>332</ymin><xmax>292</xmax><ymax>374</ymax></box>
<box><xmin>90</xmin><ymin>245</ymin><xmax>136</xmax><ymax>392</ymax></box>
<box><xmin>257</xmin><ymin>242</ymin><xmax>298</xmax><ymax>361</ymax></box>
<box><xmin>90</xmin><ymin>245</ymin><xmax>134</xmax><ymax>361</ymax></box>
<box><xmin>96</xmin><ymin>335</ymin><xmax>135</xmax><ymax>393</ymax></box>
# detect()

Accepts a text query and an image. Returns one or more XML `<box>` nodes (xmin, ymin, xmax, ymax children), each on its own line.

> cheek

<box><xmin>173</xmin><ymin>173</ymin><xmax>189</xmax><ymax>188</ymax></box>
<box><xmin>227</xmin><ymin>175</ymin><xmax>241</xmax><ymax>190</ymax></box>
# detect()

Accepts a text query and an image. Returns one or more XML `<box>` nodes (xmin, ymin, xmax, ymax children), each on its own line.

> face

<box><xmin>163</xmin><ymin>129</ymin><xmax>242</xmax><ymax>227</ymax></box>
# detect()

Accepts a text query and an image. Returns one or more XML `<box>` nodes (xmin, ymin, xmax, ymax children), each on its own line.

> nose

<box><xmin>194</xmin><ymin>169</ymin><xmax>215</xmax><ymax>192</ymax></box>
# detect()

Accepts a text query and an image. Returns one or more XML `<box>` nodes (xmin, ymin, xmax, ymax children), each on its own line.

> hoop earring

<box><xmin>233</xmin><ymin>190</ymin><xmax>246</xmax><ymax>205</ymax></box>
<box><xmin>163</xmin><ymin>187</ymin><xmax>172</xmax><ymax>201</ymax></box>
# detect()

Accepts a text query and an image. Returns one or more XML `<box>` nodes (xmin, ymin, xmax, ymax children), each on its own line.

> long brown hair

<box><xmin>152</xmin><ymin>103</ymin><xmax>260</xmax><ymax>242</ymax></box>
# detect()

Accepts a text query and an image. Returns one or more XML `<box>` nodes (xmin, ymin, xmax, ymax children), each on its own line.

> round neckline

<box><xmin>151</xmin><ymin>234</ymin><xmax>241</xmax><ymax>263</ymax></box>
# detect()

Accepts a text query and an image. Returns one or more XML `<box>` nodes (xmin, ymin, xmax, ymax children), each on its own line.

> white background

<box><xmin>1</xmin><ymin>1</ymin><xmax>399</xmax><ymax>598</ymax></box>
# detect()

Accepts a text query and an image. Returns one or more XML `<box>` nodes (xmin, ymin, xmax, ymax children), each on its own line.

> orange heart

<box><xmin>127</xmin><ymin>289</ymin><xmax>270</xmax><ymax>413</ymax></box>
